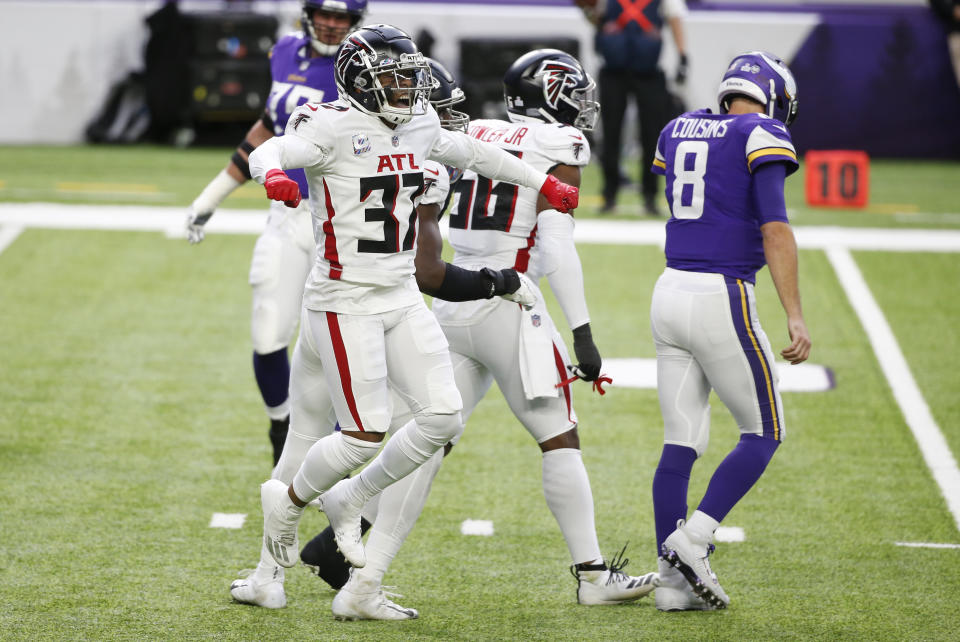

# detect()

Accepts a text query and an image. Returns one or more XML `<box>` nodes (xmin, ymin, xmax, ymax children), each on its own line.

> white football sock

<box><xmin>272</xmin><ymin>427</ymin><xmax>321</xmax><ymax>484</ymax></box>
<box><xmin>291</xmin><ymin>432</ymin><xmax>380</xmax><ymax>503</ymax></box>
<box><xmin>684</xmin><ymin>510</ymin><xmax>720</xmax><ymax>543</ymax></box>
<box><xmin>542</xmin><ymin>448</ymin><xmax>602</xmax><ymax>565</ymax></box>
<box><xmin>345</xmin><ymin>414</ymin><xmax>457</xmax><ymax>506</ymax></box>
<box><xmin>253</xmin><ymin>540</ymin><xmax>286</xmax><ymax>583</ymax></box>
<box><xmin>355</xmin><ymin>448</ymin><xmax>444</xmax><ymax>586</ymax></box>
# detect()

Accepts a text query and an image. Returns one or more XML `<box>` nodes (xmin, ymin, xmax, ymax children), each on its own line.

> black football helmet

<box><xmin>426</xmin><ymin>58</ymin><xmax>469</xmax><ymax>133</ymax></box>
<box><xmin>334</xmin><ymin>24</ymin><xmax>433</xmax><ymax>126</ymax></box>
<box><xmin>302</xmin><ymin>0</ymin><xmax>367</xmax><ymax>56</ymax></box>
<box><xmin>503</xmin><ymin>49</ymin><xmax>599</xmax><ymax>131</ymax></box>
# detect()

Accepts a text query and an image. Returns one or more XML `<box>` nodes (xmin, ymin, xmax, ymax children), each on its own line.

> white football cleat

<box><xmin>319</xmin><ymin>479</ymin><xmax>366</xmax><ymax>568</ymax></box>
<box><xmin>571</xmin><ymin>546</ymin><xmax>659</xmax><ymax>605</ymax></box>
<box><xmin>332</xmin><ymin>572</ymin><xmax>419</xmax><ymax>621</ymax></box>
<box><xmin>261</xmin><ymin>479</ymin><xmax>302</xmax><ymax>568</ymax></box>
<box><xmin>661</xmin><ymin>521</ymin><xmax>730</xmax><ymax>609</ymax></box>
<box><xmin>230</xmin><ymin>567</ymin><xmax>286</xmax><ymax>609</ymax></box>
<box><xmin>655</xmin><ymin>558</ymin><xmax>714</xmax><ymax>611</ymax></box>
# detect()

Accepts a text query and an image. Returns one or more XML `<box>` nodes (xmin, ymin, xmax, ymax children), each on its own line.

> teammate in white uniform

<box><xmin>184</xmin><ymin>0</ymin><xmax>368</xmax><ymax>465</ymax></box>
<box><xmin>306</xmin><ymin>49</ymin><xmax>659</xmax><ymax>612</ymax></box>
<box><xmin>228</xmin><ymin>55</ymin><xmax>535</xmax><ymax>615</ymax></box>
<box><xmin>439</xmin><ymin>49</ymin><xmax>658</xmax><ymax>606</ymax></box>
<box><xmin>237</xmin><ymin>26</ymin><xmax>578</xmax><ymax>617</ymax></box>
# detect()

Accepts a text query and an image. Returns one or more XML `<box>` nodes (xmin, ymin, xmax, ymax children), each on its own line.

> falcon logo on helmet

<box><xmin>539</xmin><ymin>60</ymin><xmax>582</xmax><ymax>111</ymax></box>
<box><xmin>503</xmin><ymin>49</ymin><xmax>600</xmax><ymax>132</ymax></box>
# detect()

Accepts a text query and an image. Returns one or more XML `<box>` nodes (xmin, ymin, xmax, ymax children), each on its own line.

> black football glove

<box><xmin>571</xmin><ymin>323</ymin><xmax>602</xmax><ymax>382</ymax></box>
<box><xmin>480</xmin><ymin>267</ymin><xmax>521</xmax><ymax>297</ymax></box>
<box><xmin>675</xmin><ymin>53</ymin><xmax>689</xmax><ymax>86</ymax></box>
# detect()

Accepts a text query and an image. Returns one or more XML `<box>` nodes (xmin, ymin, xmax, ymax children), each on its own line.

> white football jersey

<box><xmin>446</xmin><ymin>119</ymin><xmax>591</xmax><ymax>272</ymax></box>
<box><xmin>418</xmin><ymin>160</ymin><xmax>451</xmax><ymax>208</ymax></box>
<box><xmin>248</xmin><ymin>100</ymin><xmax>547</xmax><ymax>315</ymax></box>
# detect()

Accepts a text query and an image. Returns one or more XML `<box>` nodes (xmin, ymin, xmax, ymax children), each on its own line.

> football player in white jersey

<box><xmin>439</xmin><ymin>49</ymin><xmax>658</xmax><ymax>606</ymax></box>
<box><xmin>229</xmin><ymin>54</ymin><xmax>536</xmax><ymax>615</ymax></box>
<box><xmin>304</xmin><ymin>49</ymin><xmax>659</xmax><ymax>612</ymax></box>
<box><xmin>239</xmin><ymin>25</ymin><xmax>579</xmax><ymax>616</ymax></box>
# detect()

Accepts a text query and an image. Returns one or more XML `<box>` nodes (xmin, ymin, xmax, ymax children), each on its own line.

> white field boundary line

<box><xmin>3</xmin><ymin>203</ymin><xmax>960</xmax><ymax>251</ymax></box>
<box><xmin>827</xmin><ymin>247</ymin><xmax>960</xmax><ymax>535</ymax></box>
<box><xmin>0</xmin><ymin>225</ymin><xmax>24</xmax><ymax>254</ymax></box>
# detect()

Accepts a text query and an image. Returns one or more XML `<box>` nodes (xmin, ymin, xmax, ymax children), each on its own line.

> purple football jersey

<box><xmin>651</xmin><ymin>109</ymin><xmax>798</xmax><ymax>283</ymax></box>
<box><xmin>265</xmin><ymin>33</ymin><xmax>340</xmax><ymax>197</ymax></box>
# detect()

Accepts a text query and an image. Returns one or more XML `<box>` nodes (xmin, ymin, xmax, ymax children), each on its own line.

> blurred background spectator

<box><xmin>576</xmin><ymin>0</ymin><xmax>688</xmax><ymax>216</ymax></box>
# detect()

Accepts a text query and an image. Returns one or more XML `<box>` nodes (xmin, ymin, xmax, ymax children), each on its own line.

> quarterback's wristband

<box><xmin>430</xmin><ymin>264</ymin><xmax>495</xmax><ymax>301</ymax></box>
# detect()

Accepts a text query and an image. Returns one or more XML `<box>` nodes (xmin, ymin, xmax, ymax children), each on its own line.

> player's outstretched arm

<box><xmin>762</xmin><ymin>220</ymin><xmax>811</xmax><ymax>364</ymax></box>
<box><xmin>430</xmin><ymin>129</ymin><xmax>578</xmax><ymax>212</ymax></box>
<box><xmin>533</xmin><ymin>164</ymin><xmax>600</xmax><ymax>380</ymax></box>
<box><xmin>185</xmin><ymin>119</ymin><xmax>274</xmax><ymax>244</ymax></box>
<box><xmin>414</xmin><ymin>204</ymin><xmax>534</xmax><ymax>307</ymax></box>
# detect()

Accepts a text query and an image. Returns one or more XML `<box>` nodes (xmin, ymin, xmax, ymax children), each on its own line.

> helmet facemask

<box><xmin>434</xmin><ymin>86</ymin><xmax>469</xmax><ymax>133</ymax></box>
<box><xmin>302</xmin><ymin>1</ymin><xmax>365</xmax><ymax>56</ymax></box>
<box><xmin>354</xmin><ymin>53</ymin><xmax>433</xmax><ymax>125</ymax></box>
<box><xmin>569</xmin><ymin>79</ymin><xmax>599</xmax><ymax>131</ymax></box>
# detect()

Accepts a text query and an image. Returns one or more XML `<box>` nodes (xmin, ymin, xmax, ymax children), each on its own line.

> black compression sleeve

<box><xmin>230</xmin><ymin>140</ymin><xmax>257</xmax><ymax>180</ymax></box>
<box><xmin>430</xmin><ymin>264</ymin><xmax>495</xmax><ymax>302</ymax></box>
<box><xmin>261</xmin><ymin>112</ymin><xmax>275</xmax><ymax>132</ymax></box>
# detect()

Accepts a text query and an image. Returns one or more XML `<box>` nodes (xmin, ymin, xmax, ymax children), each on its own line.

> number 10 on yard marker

<box><xmin>804</xmin><ymin>149</ymin><xmax>870</xmax><ymax>208</ymax></box>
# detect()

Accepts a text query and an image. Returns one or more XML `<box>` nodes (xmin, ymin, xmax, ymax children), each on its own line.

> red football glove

<box><xmin>264</xmin><ymin>169</ymin><xmax>301</xmax><ymax>208</ymax></box>
<box><xmin>539</xmin><ymin>174</ymin><xmax>579</xmax><ymax>213</ymax></box>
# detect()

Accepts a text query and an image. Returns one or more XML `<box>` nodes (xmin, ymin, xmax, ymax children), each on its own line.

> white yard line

<box><xmin>895</xmin><ymin>542</ymin><xmax>960</xmax><ymax>550</ymax></box>
<box><xmin>0</xmin><ymin>225</ymin><xmax>23</xmax><ymax>254</ymax></box>
<box><xmin>827</xmin><ymin>247</ymin><xmax>960</xmax><ymax>534</ymax></box>
<box><xmin>209</xmin><ymin>513</ymin><xmax>246</xmax><ymax>529</ymax></box>
<box><xmin>3</xmin><ymin>203</ymin><xmax>960</xmax><ymax>251</ymax></box>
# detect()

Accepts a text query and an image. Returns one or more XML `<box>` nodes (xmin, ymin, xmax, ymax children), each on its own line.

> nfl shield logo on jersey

<box><xmin>391</xmin><ymin>135</ymin><xmax>400</xmax><ymax>147</ymax></box>
<box><xmin>531</xmin><ymin>314</ymin><xmax>541</xmax><ymax>328</ymax></box>
<box><xmin>352</xmin><ymin>133</ymin><xmax>371</xmax><ymax>155</ymax></box>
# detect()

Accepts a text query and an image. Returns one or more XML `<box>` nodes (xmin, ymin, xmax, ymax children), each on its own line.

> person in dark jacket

<box><xmin>578</xmin><ymin>0</ymin><xmax>688</xmax><ymax>215</ymax></box>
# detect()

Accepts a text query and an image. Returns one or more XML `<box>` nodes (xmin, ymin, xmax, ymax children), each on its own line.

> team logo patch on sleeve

<box><xmin>352</xmin><ymin>133</ymin><xmax>372</xmax><ymax>155</ymax></box>
<box><xmin>292</xmin><ymin>113</ymin><xmax>311</xmax><ymax>131</ymax></box>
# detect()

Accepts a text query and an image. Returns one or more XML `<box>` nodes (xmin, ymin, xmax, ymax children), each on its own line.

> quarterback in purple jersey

<box><xmin>648</xmin><ymin>51</ymin><xmax>811</xmax><ymax>611</ymax></box>
<box><xmin>185</xmin><ymin>0</ymin><xmax>367</xmax><ymax>466</ymax></box>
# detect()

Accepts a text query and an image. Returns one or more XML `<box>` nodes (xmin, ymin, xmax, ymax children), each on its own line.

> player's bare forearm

<box><xmin>668</xmin><ymin>16</ymin><xmax>687</xmax><ymax>56</ymax></box>
<box><xmin>536</xmin><ymin>164</ymin><xmax>581</xmax><ymax>214</ymax></box>
<box><xmin>224</xmin><ymin>119</ymin><xmax>276</xmax><ymax>183</ymax></box>
<box><xmin>762</xmin><ymin>221</ymin><xmax>811</xmax><ymax>363</ymax></box>
<box><xmin>413</xmin><ymin>204</ymin><xmax>446</xmax><ymax>291</ymax></box>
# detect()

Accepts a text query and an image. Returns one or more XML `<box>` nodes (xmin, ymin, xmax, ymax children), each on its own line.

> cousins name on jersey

<box><xmin>671</xmin><ymin>117</ymin><xmax>729</xmax><ymax>140</ymax></box>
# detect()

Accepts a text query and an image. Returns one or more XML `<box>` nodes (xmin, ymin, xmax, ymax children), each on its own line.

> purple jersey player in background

<box><xmin>647</xmin><ymin>51</ymin><xmax>811</xmax><ymax>611</ymax></box>
<box><xmin>184</xmin><ymin>0</ymin><xmax>367</xmax><ymax>466</ymax></box>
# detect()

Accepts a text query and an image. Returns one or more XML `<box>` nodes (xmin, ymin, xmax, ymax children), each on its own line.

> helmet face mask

<box><xmin>717</xmin><ymin>51</ymin><xmax>798</xmax><ymax>126</ymax></box>
<box><xmin>504</xmin><ymin>49</ymin><xmax>600</xmax><ymax>132</ymax></box>
<box><xmin>336</xmin><ymin>26</ymin><xmax>433</xmax><ymax>125</ymax></box>
<box><xmin>302</xmin><ymin>0</ymin><xmax>367</xmax><ymax>56</ymax></box>
<box><xmin>426</xmin><ymin>58</ymin><xmax>469</xmax><ymax>133</ymax></box>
